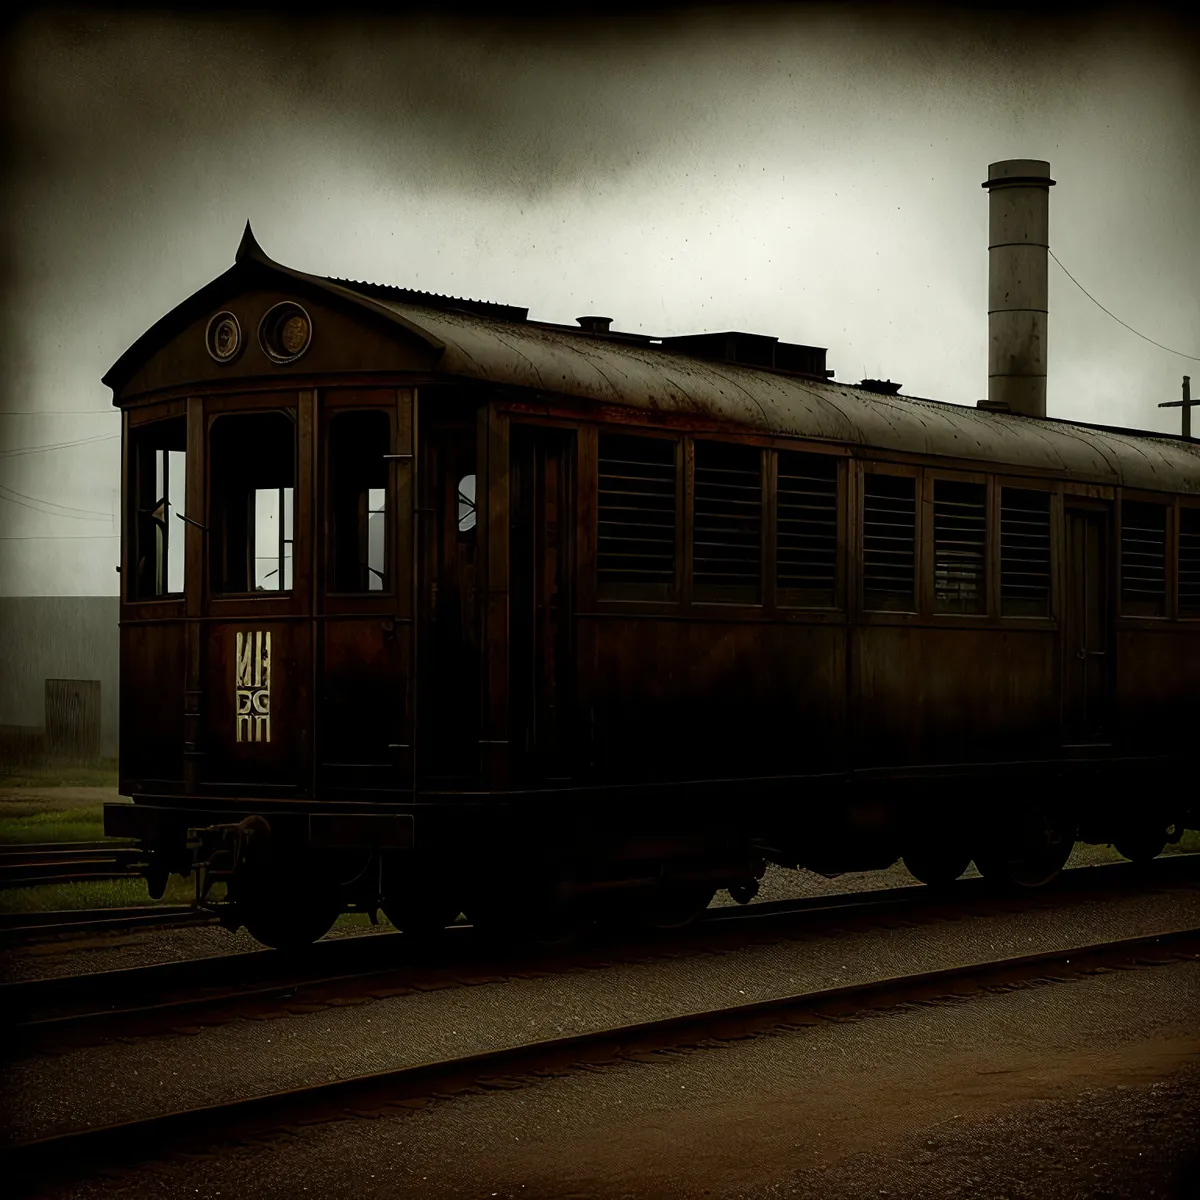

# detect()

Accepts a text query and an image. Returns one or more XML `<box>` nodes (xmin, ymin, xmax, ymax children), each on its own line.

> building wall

<box><xmin>0</xmin><ymin>596</ymin><xmax>120</xmax><ymax>757</ymax></box>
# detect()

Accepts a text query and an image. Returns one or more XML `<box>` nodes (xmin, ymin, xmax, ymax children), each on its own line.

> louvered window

<box><xmin>692</xmin><ymin>441</ymin><xmax>762</xmax><ymax>601</ymax></box>
<box><xmin>776</xmin><ymin>451</ymin><xmax>838</xmax><ymax>606</ymax></box>
<box><xmin>933</xmin><ymin>480</ymin><xmax>987</xmax><ymax>614</ymax></box>
<box><xmin>1180</xmin><ymin>507</ymin><xmax>1200</xmax><ymax>617</ymax></box>
<box><xmin>1121</xmin><ymin>500</ymin><xmax>1167</xmax><ymax>616</ymax></box>
<box><xmin>1000</xmin><ymin>488</ymin><xmax>1051</xmax><ymax>617</ymax></box>
<box><xmin>862</xmin><ymin>473</ymin><xmax>916</xmax><ymax>611</ymax></box>
<box><xmin>597</xmin><ymin>433</ymin><xmax>677</xmax><ymax>596</ymax></box>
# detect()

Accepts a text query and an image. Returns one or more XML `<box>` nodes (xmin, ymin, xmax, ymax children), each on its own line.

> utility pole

<box><xmin>1159</xmin><ymin>376</ymin><xmax>1196</xmax><ymax>440</ymax></box>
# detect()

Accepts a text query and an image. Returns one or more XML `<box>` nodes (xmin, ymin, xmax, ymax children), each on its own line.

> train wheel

<box><xmin>975</xmin><ymin>809</ymin><xmax>1075</xmax><ymax>889</ymax></box>
<box><xmin>1112</xmin><ymin>827</ymin><xmax>1168</xmax><ymax>865</ymax></box>
<box><xmin>902</xmin><ymin>848</ymin><xmax>971</xmax><ymax>888</ymax></box>
<box><xmin>239</xmin><ymin>889</ymin><xmax>341</xmax><ymax>950</ymax></box>
<box><xmin>381</xmin><ymin>862</ymin><xmax>463</xmax><ymax>945</ymax></box>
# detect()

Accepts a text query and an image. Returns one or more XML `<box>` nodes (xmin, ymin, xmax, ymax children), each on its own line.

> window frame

<box><xmin>124</xmin><ymin>405</ymin><xmax>189</xmax><ymax>609</ymax></box>
<box><xmin>772</xmin><ymin>447</ymin><xmax>845</xmax><ymax>613</ymax></box>
<box><xmin>593</xmin><ymin>427</ymin><xmax>683</xmax><ymax>605</ymax></box>
<box><xmin>1117</xmin><ymin>489</ymin><xmax>1173</xmax><ymax>621</ymax></box>
<box><xmin>1177</xmin><ymin>497</ymin><xmax>1200</xmax><ymax>620</ymax></box>
<box><xmin>994</xmin><ymin>477</ymin><xmax>1057</xmax><ymax>622</ymax></box>
<box><xmin>925</xmin><ymin>469</ymin><xmax>990</xmax><ymax>619</ymax></box>
<box><xmin>858</xmin><ymin>460</ymin><xmax>922</xmax><ymax>618</ymax></box>
<box><xmin>205</xmin><ymin>403</ymin><xmax>300</xmax><ymax>600</ymax></box>
<box><xmin>125</xmin><ymin>408</ymin><xmax>188</xmax><ymax>605</ymax></box>
<box><xmin>322</xmin><ymin>404</ymin><xmax>396</xmax><ymax>598</ymax></box>
<box><xmin>688</xmin><ymin>435</ymin><xmax>766</xmax><ymax>607</ymax></box>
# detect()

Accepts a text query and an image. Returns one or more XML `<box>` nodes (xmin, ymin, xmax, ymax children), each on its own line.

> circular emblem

<box><xmin>205</xmin><ymin>311</ymin><xmax>243</xmax><ymax>363</ymax></box>
<box><xmin>258</xmin><ymin>302</ymin><xmax>313</xmax><ymax>364</ymax></box>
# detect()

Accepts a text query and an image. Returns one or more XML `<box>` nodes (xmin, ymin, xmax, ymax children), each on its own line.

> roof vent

<box><xmin>577</xmin><ymin>315</ymin><xmax>613</xmax><ymax>333</ymax></box>
<box><xmin>858</xmin><ymin>379</ymin><xmax>902</xmax><ymax>395</ymax></box>
<box><xmin>976</xmin><ymin>399</ymin><xmax>1011</xmax><ymax>413</ymax></box>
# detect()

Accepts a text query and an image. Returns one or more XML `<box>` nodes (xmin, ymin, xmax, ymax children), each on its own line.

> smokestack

<box><xmin>982</xmin><ymin>159</ymin><xmax>1055</xmax><ymax>417</ymax></box>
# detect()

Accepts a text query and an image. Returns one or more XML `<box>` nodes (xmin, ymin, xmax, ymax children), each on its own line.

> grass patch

<box><xmin>0</xmin><ymin>804</ymin><xmax>106</xmax><ymax>845</ymax></box>
<box><xmin>0</xmin><ymin>759</ymin><xmax>118</xmax><ymax>789</ymax></box>
<box><xmin>0</xmin><ymin>873</ymin><xmax>194</xmax><ymax>915</ymax></box>
<box><xmin>1171</xmin><ymin>828</ymin><xmax>1200</xmax><ymax>854</ymax></box>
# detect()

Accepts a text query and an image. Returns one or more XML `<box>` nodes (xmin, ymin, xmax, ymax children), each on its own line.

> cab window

<box><xmin>129</xmin><ymin>417</ymin><xmax>186</xmax><ymax>599</ymax></box>
<box><xmin>328</xmin><ymin>409</ymin><xmax>389</xmax><ymax>592</ymax></box>
<box><xmin>209</xmin><ymin>410</ymin><xmax>296</xmax><ymax>594</ymax></box>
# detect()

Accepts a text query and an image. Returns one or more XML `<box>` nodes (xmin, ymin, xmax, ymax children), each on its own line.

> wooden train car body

<box><xmin>104</xmin><ymin>227</ymin><xmax>1200</xmax><ymax>945</ymax></box>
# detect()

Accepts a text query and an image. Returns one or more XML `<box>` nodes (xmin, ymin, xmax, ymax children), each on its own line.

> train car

<box><xmin>103</xmin><ymin>223</ymin><xmax>1200</xmax><ymax>948</ymax></box>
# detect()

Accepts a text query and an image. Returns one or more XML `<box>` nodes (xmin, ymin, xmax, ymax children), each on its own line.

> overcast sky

<box><xmin>1</xmin><ymin>4</ymin><xmax>1197</xmax><ymax>596</ymax></box>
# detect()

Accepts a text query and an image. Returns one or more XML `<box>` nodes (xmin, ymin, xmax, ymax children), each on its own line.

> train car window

<box><xmin>129</xmin><ymin>417</ymin><xmax>187</xmax><ymax>599</ymax></box>
<box><xmin>1121</xmin><ymin>500</ymin><xmax>1167</xmax><ymax>617</ymax></box>
<box><xmin>776</xmin><ymin>451</ymin><xmax>838</xmax><ymax>606</ymax></box>
<box><xmin>209</xmin><ymin>411</ymin><xmax>295</xmax><ymax>594</ymax></box>
<box><xmin>458</xmin><ymin>474</ymin><xmax>477</xmax><ymax>534</ymax></box>
<box><xmin>597</xmin><ymin>433</ymin><xmax>677</xmax><ymax>598</ymax></box>
<box><xmin>1000</xmin><ymin>488</ymin><xmax>1051</xmax><ymax>617</ymax></box>
<box><xmin>1180</xmin><ymin>507</ymin><xmax>1200</xmax><ymax>617</ymax></box>
<box><xmin>693</xmin><ymin>440</ymin><xmax>762</xmax><ymax>603</ymax></box>
<box><xmin>329</xmin><ymin>410</ymin><xmax>389</xmax><ymax>592</ymax></box>
<box><xmin>933</xmin><ymin>480</ymin><xmax>987</xmax><ymax>614</ymax></box>
<box><xmin>862</xmin><ymin>473</ymin><xmax>916</xmax><ymax>612</ymax></box>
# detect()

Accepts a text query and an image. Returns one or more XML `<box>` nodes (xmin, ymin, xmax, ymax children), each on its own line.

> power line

<box><xmin>0</xmin><ymin>432</ymin><xmax>120</xmax><ymax>458</ymax></box>
<box><xmin>0</xmin><ymin>485</ymin><xmax>112</xmax><ymax>521</ymax></box>
<box><xmin>1049</xmin><ymin>250</ymin><xmax>1200</xmax><ymax>362</ymax></box>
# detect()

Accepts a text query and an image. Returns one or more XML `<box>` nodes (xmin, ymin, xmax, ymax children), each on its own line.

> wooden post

<box><xmin>1159</xmin><ymin>376</ymin><xmax>1195</xmax><ymax>440</ymax></box>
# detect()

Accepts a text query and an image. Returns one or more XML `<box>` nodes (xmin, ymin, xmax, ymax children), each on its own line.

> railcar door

<box><xmin>200</xmin><ymin>395</ymin><xmax>314</xmax><ymax>794</ymax></box>
<box><xmin>316</xmin><ymin>389</ymin><xmax>415</xmax><ymax>796</ymax></box>
<box><xmin>416</xmin><ymin>408</ymin><xmax>481</xmax><ymax>782</ymax></box>
<box><xmin>1063</xmin><ymin>505</ymin><xmax>1112</xmax><ymax>744</ymax></box>
<box><xmin>509</xmin><ymin>424</ymin><xmax>577</xmax><ymax>782</ymax></box>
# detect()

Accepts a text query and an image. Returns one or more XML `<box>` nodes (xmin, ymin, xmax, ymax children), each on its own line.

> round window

<box><xmin>258</xmin><ymin>302</ymin><xmax>313</xmax><ymax>364</ymax></box>
<box><xmin>205</xmin><ymin>311</ymin><xmax>243</xmax><ymax>363</ymax></box>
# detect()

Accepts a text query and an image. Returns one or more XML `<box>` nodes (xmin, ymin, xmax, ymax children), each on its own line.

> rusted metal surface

<box><xmin>372</xmin><ymin>297</ymin><xmax>1200</xmax><ymax>492</ymax></box>
<box><xmin>984</xmin><ymin>158</ymin><xmax>1054</xmax><ymax>418</ymax></box>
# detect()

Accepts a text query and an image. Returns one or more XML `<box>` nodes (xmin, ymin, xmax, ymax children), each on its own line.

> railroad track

<box><xmin>5</xmin><ymin>852</ymin><xmax>1197</xmax><ymax>1053</ymax></box>
<box><xmin>6</xmin><ymin>924</ymin><xmax>1198</xmax><ymax>1188</ymax></box>
<box><xmin>0</xmin><ymin>904</ymin><xmax>210</xmax><ymax>940</ymax></box>
<box><xmin>0</xmin><ymin>839</ymin><xmax>143</xmax><ymax>889</ymax></box>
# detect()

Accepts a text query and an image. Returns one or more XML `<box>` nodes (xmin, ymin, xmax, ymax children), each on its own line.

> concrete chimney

<box><xmin>982</xmin><ymin>159</ymin><xmax>1055</xmax><ymax>417</ymax></box>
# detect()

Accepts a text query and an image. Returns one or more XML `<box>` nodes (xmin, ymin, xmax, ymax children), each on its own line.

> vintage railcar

<box><xmin>103</xmin><ymin>225</ymin><xmax>1200</xmax><ymax>948</ymax></box>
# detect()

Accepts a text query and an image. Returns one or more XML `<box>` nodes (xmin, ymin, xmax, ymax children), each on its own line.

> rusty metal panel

<box><xmin>1114</xmin><ymin>627</ymin><xmax>1195</xmax><ymax>751</ymax></box>
<box><xmin>364</xmin><ymin>299</ymin><xmax>1200</xmax><ymax>494</ymax></box>
<box><xmin>120</xmin><ymin>621</ymin><xmax>185</xmax><ymax>785</ymax></box>
<box><xmin>852</xmin><ymin>625</ymin><xmax>1059</xmax><ymax>768</ymax></box>
<box><xmin>580</xmin><ymin>617</ymin><xmax>847</xmax><ymax>782</ymax></box>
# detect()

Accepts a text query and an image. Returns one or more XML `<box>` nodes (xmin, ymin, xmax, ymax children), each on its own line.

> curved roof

<box><xmin>107</xmin><ymin>225</ymin><xmax>1200</xmax><ymax>495</ymax></box>
<box><xmin>363</xmin><ymin>296</ymin><xmax>1200</xmax><ymax>494</ymax></box>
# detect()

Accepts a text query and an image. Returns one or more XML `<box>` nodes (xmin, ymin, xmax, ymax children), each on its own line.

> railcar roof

<box><xmin>106</xmin><ymin>224</ymin><xmax>1200</xmax><ymax>494</ymax></box>
<box><xmin>365</xmin><ymin>294</ymin><xmax>1200</xmax><ymax>492</ymax></box>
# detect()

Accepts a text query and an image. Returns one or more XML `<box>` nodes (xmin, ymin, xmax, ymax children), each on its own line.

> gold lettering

<box><xmin>234</xmin><ymin>630</ymin><xmax>273</xmax><ymax>744</ymax></box>
<box><xmin>236</xmin><ymin>632</ymin><xmax>253</xmax><ymax>688</ymax></box>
